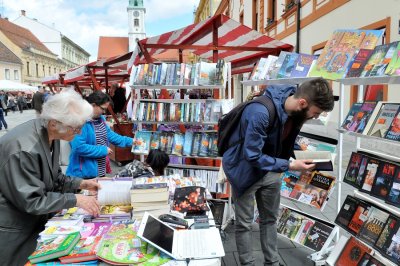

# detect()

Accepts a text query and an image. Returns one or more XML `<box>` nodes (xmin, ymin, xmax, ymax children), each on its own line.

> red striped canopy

<box><xmin>128</xmin><ymin>14</ymin><xmax>293</xmax><ymax>74</ymax></box>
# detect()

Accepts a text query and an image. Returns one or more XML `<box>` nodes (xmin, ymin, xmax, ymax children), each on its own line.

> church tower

<box><xmin>128</xmin><ymin>0</ymin><xmax>146</xmax><ymax>51</ymax></box>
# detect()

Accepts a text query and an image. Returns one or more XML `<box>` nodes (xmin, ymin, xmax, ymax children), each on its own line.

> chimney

<box><xmin>21</xmin><ymin>10</ymin><xmax>26</xmax><ymax>16</ymax></box>
<box><xmin>4</xmin><ymin>17</ymin><xmax>8</xmax><ymax>21</ymax></box>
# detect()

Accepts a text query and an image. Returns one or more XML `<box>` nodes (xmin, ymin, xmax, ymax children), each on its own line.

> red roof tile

<box><xmin>0</xmin><ymin>18</ymin><xmax>53</xmax><ymax>54</ymax></box>
<box><xmin>97</xmin><ymin>36</ymin><xmax>129</xmax><ymax>59</ymax></box>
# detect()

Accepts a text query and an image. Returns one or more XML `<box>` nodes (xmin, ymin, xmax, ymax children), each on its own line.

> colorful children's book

<box><xmin>308</xmin><ymin>29</ymin><xmax>383</xmax><ymax>80</ymax></box>
<box><xmin>368</xmin><ymin>41</ymin><xmax>400</xmax><ymax>77</ymax></box>
<box><xmin>276</xmin><ymin>53</ymin><xmax>299</xmax><ymax>79</ymax></box>
<box><xmin>360</xmin><ymin>44</ymin><xmax>390</xmax><ymax>77</ymax></box>
<box><xmin>58</xmin><ymin>236</ymin><xmax>102</xmax><ymax>264</ymax></box>
<box><xmin>384</xmin><ymin>108</ymin><xmax>400</xmax><ymax>141</ymax></box>
<box><xmin>290</xmin><ymin>53</ymin><xmax>316</xmax><ymax>78</ymax></box>
<box><xmin>28</xmin><ymin>232</ymin><xmax>81</xmax><ymax>264</ymax></box>
<box><xmin>354</xmin><ymin>102</ymin><xmax>377</xmax><ymax>133</ymax></box>
<box><xmin>385</xmin><ymin>41</ymin><xmax>400</xmax><ymax>76</ymax></box>
<box><xmin>132</xmin><ymin>131</ymin><xmax>152</xmax><ymax>155</ymax></box>
<box><xmin>345</xmin><ymin>49</ymin><xmax>374</xmax><ymax>78</ymax></box>
<box><xmin>280</xmin><ymin>171</ymin><xmax>301</xmax><ymax>198</ymax></box>
<box><xmin>342</xmin><ymin>103</ymin><xmax>363</xmax><ymax>131</ymax></box>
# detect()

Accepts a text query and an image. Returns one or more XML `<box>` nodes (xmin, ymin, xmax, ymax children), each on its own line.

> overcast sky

<box><xmin>1</xmin><ymin>0</ymin><xmax>199</xmax><ymax>60</ymax></box>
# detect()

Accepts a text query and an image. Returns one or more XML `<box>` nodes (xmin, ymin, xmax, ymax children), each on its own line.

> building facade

<box><xmin>195</xmin><ymin>0</ymin><xmax>400</xmax><ymax>128</ymax></box>
<box><xmin>0</xmin><ymin>41</ymin><xmax>23</xmax><ymax>81</ymax></box>
<box><xmin>127</xmin><ymin>0</ymin><xmax>146</xmax><ymax>51</ymax></box>
<box><xmin>13</xmin><ymin>10</ymin><xmax>90</xmax><ymax>69</ymax></box>
<box><xmin>0</xmin><ymin>18</ymin><xmax>65</xmax><ymax>87</ymax></box>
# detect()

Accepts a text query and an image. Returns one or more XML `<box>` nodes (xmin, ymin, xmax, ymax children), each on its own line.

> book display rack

<box><xmin>328</xmin><ymin>76</ymin><xmax>400</xmax><ymax>265</ymax></box>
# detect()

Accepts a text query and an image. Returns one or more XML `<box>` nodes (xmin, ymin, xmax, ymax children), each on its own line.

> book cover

<box><xmin>198</xmin><ymin>133</ymin><xmax>210</xmax><ymax>157</ymax></box>
<box><xmin>276</xmin><ymin>53</ymin><xmax>299</xmax><ymax>79</ymax></box>
<box><xmin>132</xmin><ymin>131</ymin><xmax>152</xmax><ymax>155</ymax></box>
<box><xmin>303</xmin><ymin>221</ymin><xmax>333</xmax><ymax>251</ymax></box>
<box><xmin>309</xmin><ymin>171</ymin><xmax>336</xmax><ymax>191</ymax></box>
<box><xmin>288</xmin><ymin>172</ymin><xmax>313</xmax><ymax>200</ymax></box>
<box><xmin>28</xmin><ymin>232</ymin><xmax>81</xmax><ymax>264</ymax></box>
<box><xmin>159</xmin><ymin>132</ymin><xmax>168</xmax><ymax>152</ymax></box>
<box><xmin>294</xmin><ymin>219</ymin><xmax>315</xmax><ymax>245</ymax></box>
<box><xmin>260</xmin><ymin>55</ymin><xmax>279</xmax><ymax>80</ymax></box>
<box><xmin>385</xmin><ymin>41</ymin><xmax>400</xmax><ymax>76</ymax></box>
<box><xmin>358</xmin><ymin>206</ymin><xmax>390</xmax><ymax>246</ymax></box>
<box><xmin>198</xmin><ymin>62</ymin><xmax>217</xmax><ymax>85</ymax></box>
<box><xmin>367</xmin><ymin>103</ymin><xmax>400</xmax><ymax>137</ymax></box>
<box><xmin>384</xmin><ymin>108</ymin><xmax>400</xmax><ymax>141</ymax></box>
<box><xmin>280</xmin><ymin>212</ymin><xmax>304</xmax><ymax>240</ymax></box>
<box><xmin>99</xmin><ymin>205</ymin><xmax>132</xmax><ymax>218</ymax></box>
<box><xmin>360</xmin><ymin>44</ymin><xmax>390</xmax><ymax>77</ymax></box>
<box><xmin>335</xmin><ymin>195</ymin><xmax>359</xmax><ymax>228</ymax></box>
<box><xmin>277</xmin><ymin>208</ymin><xmax>292</xmax><ymax>234</ymax></box>
<box><xmin>250</xmin><ymin>57</ymin><xmax>269</xmax><ymax>80</ymax></box>
<box><xmin>182</xmin><ymin>131</ymin><xmax>194</xmax><ymax>156</ymax></box>
<box><xmin>80</xmin><ymin>222</ymin><xmax>112</xmax><ymax>239</ymax></box>
<box><xmin>308</xmin><ymin>29</ymin><xmax>383</xmax><ymax>80</ymax></box>
<box><xmin>355</xmin><ymin>155</ymin><xmax>370</xmax><ymax>189</ymax></box>
<box><xmin>290</xmin><ymin>53</ymin><xmax>317</xmax><ymax>78</ymax></box>
<box><xmin>354</xmin><ymin>102</ymin><xmax>377</xmax><ymax>133</ymax></box>
<box><xmin>361</xmin><ymin>158</ymin><xmax>381</xmax><ymax>193</ymax></box>
<box><xmin>208</xmin><ymin>133</ymin><xmax>219</xmax><ymax>157</ymax></box>
<box><xmin>334</xmin><ymin>236</ymin><xmax>371</xmax><ymax>266</ymax></box>
<box><xmin>280</xmin><ymin>171</ymin><xmax>301</xmax><ymax>198</ymax></box>
<box><xmin>191</xmin><ymin>132</ymin><xmax>202</xmax><ymax>156</ymax></box>
<box><xmin>345</xmin><ymin>49</ymin><xmax>374</xmax><ymax>78</ymax></box>
<box><xmin>384</xmin><ymin>224</ymin><xmax>400</xmax><ymax>264</ymax></box>
<box><xmin>344</xmin><ymin>152</ymin><xmax>364</xmax><ymax>187</ymax></box>
<box><xmin>347</xmin><ymin>201</ymin><xmax>371</xmax><ymax>235</ymax></box>
<box><xmin>386</xmin><ymin>166</ymin><xmax>400</xmax><ymax>207</ymax></box>
<box><xmin>269</xmin><ymin>51</ymin><xmax>291</xmax><ymax>79</ymax></box>
<box><xmin>342</xmin><ymin>103</ymin><xmax>363</xmax><ymax>131</ymax></box>
<box><xmin>369</xmin><ymin>41</ymin><xmax>399</xmax><ymax>77</ymax></box>
<box><xmin>371</xmin><ymin>162</ymin><xmax>396</xmax><ymax>200</ymax></box>
<box><xmin>171</xmin><ymin>132</ymin><xmax>184</xmax><ymax>156</ymax></box>
<box><xmin>150</xmin><ymin>132</ymin><xmax>160</xmax><ymax>150</ymax></box>
<box><xmin>58</xmin><ymin>236</ymin><xmax>102</xmax><ymax>264</ymax></box>
<box><xmin>375</xmin><ymin>215</ymin><xmax>399</xmax><ymax>254</ymax></box>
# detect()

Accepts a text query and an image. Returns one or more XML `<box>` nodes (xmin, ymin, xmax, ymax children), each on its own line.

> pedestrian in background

<box><xmin>32</xmin><ymin>87</ymin><xmax>45</xmax><ymax>116</ymax></box>
<box><xmin>0</xmin><ymin>105</ymin><xmax>7</xmax><ymax>130</ymax></box>
<box><xmin>17</xmin><ymin>91</ymin><xmax>26</xmax><ymax>113</ymax></box>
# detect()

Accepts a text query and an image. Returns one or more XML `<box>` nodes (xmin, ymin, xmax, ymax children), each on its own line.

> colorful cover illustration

<box><xmin>368</xmin><ymin>41</ymin><xmax>400</xmax><ymax>76</ymax></box>
<box><xmin>342</xmin><ymin>103</ymin><xmax>363</xmax><ymax>131</ymax></box>
<box><xmin>276</xmin><ymin>53</ymin><xmax>299</xmax><ymax>78</ymax></box>
<box><xmin>268</xmin><ymin>51</ymin><xmax>291</xmax><ymax>79</ymax></box>
<box><xmin>368</xmin><ymin>103</ymin><xmax>400</xmax><ymax>138</ymax></box>
<box><xmin>354</xmin><ymin>102</ymin><xmax>377</xmax><ymax>133</ymax></box>
<box><xmin>387</xmin><ymin>167</ymin><xmax>400</xmax><ymax>207</ymax></box>
<box><xmin>335</xmin><ymin>236</ymin><xmax>371</xmax><ymax>266</ymax></box>
<box><xmin>280</xmin><ymin>171</ymin><xmax>301</xmax><ymax>197</ymax></box>
<box><xmin>347</xmin><ymin>201</ymin><xmax>370</xmax><ymax>235</ymax></box>
<box><xmin>303</xmin><ymin>221</ymin><xmax>333</xmax><ymax>251</ymax></box>
<box><xmin>308</xmin><ymin>29</ymin><xmax>383</xmax><ymax>80</ymax></box>
<box><xmin>171</xmin><ymin>132</ymin><xmax>184</xmax><ymax>156</ymax></box>
<box><xmin>132</xmin><ymin>131</ymin><xmax>152</xmax><ymax>155</ymax></box>
<box><xmin>361</xmin><ymin>158</ymin><xmax>380</xmax><ymax>192</ymax></box>
<box><xmin>360</xmin><ymin>44</ymin><xmax>390</xmax><ymax>77</ymax></box>
<box><xmin>345</xmin><ymin>49</ymin><xmax>374</xmax><ymax>78</ymax></box>
<box><xmin>385</xmin><ymin>41</ymin><xmax>400</xmax><ymax>75</ymax></box>
<box><xmin>358</xmin><ymin>206</ymin><xmax>390</xmax><ymax>246</ymax></box>
<box><xmin>355</xmin><ymin>155</ymin><xmax>370</xmax><ymax>188</ymax></box>
<box><xmin>371</xmin><ymin>162</ymin><xmax>396</xmax><ymax>200</ymax></box>
<box><xmin>385</xmin><ymin>108</ymin><xmax>400</xmax><ymax>141</ymax></box>
<box><xmin>58</xmin><ymin>236</ymin><xmax>102</xmax><ymax>264</ymax></box>
<box><xmin>343</xmin><ymin>152</ymin><xmax>364</xmax><ymax>187</ymax></box>
<box><xmin>290</xmin><ymin>54</ymin><xmax>317</xmax><ymax>78</ymax></box>
<box><xmin>375</xmin><ymin>215</ymin><xmax>399</xmax><ymax>254</ymax></box>
<box><xmin>385</xmin><ymin>224</ymin><xmax>400</xmax><ymax>264</ymax></box>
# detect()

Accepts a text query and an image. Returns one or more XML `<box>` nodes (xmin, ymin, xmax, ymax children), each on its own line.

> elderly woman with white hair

<box><xmin>0</xmin><ymin>90</ymin><xmax>102</xmax><ymax>265</ymax></box>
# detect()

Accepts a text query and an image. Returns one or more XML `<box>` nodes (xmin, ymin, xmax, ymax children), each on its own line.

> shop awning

<box><xmin>128</xmin><ymin>14</ymin><xmax>293</xmax><ymax>74</ymax></box>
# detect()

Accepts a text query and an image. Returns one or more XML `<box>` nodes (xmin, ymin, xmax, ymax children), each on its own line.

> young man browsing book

<box><xmin>222</xmin><ymin>78</ymin><xmax>335</xmax><ymax>266</ymax></box>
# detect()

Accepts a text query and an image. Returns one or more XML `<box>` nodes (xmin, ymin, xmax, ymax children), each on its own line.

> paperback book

<box><xmin>335</xmin><ymin>195</ymin><xmax>359</xmax><ymax>229</ymax></box>
<box><xmin>343</xmin><ymin>152</ymin><xmax>364</xmax><ymax>187</ymax></box>
<box><xmin>290</xmin><ymin>54</ymin><xmax>317</xmax><ymax>78</ymax></box>
<box><xmin>360</xmin><ymin>44</ymin><xmax>390</xmax><ymax>77</ymax></box>
<box><xmin>384</xmin><ymin>108</ymin><xmax>400</xmax><ymax>141</ymax></box>
<box><xmin>303</xmin><ymin>221</ymin><xmax>334</xmax><ymax>251</ymax></box>
<box><xmin>386</xmin><ymin>166</ymin><xmax>400</xmax><ymax>207</ymax></box>
<box><xmin>132</xmin><ymin>131</ymin><xmax>152</xmax><ymax>155</ymax></box>
<box><xmin>366</xmin><ymin>103</ymin><xmax>400</xmax><ymax>137</ymax></box>
<box><xmin>347</xmin><ymin>200</ymin><xmax>370</xmax><ymax>235</ymax></box>
<box><xmin>357</xmin><ymin>206</ymin><xmax>390</xmax><ymax>246</ymax></box>
<box><xmin>334</xmin><ymin>236</ymin><xmax>371</xmax><ymax>266</ymax></box>
<box><xmin>360</xmin><ymin>158</ymin><xmax>381</xmax><ymax>193</ymax></box>
<box><xmin>385</xmin><ymin>41</ymin><xmax>400</xmax><ymax>76</ymax></box>
<box><xmin>345</xmin><ymin>49</ymin><xmax>374</xmax><ymax>78</ymax></box>
<box><xmin>374</xmin><ymin>215</ymin><xmax>399</xmax><ymax>255</ymax></box>
<box><xmin>370</xmin><ymin>162</ymin><xmax>396</xmax><ymax>200</ymax></box>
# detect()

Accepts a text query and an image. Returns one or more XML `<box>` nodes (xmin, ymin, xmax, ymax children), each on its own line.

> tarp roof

<box><xmin>0</xmin><ymin>80</ymin><xmax>38</xmax><ymax>92</ymax></box>
<box><xmin>128</xmin><ymin>14</ymin><xmax>293</xmax><ymax>74</ymax></box>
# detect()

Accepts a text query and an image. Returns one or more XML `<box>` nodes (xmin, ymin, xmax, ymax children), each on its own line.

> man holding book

<box><xmin>222</xmin><ymin>78</ymin><xmax>335</xmax><ymax>266</ymax></box>
<box><xmin>0</xmin><ymin>90</ymin><xmax>102</xmax><ymax>265</ymax></box>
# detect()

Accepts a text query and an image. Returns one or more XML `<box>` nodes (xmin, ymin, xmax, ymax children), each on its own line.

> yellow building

<box><xmin>0</xmin><ymin>18</ymin><xmax>66</xmax><ymax>87</ymax></box>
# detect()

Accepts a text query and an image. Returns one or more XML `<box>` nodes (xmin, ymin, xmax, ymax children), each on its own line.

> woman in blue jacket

<box><xmin>67</xmin><ymin>91</ymin><xmax>133</xmax><ymax>178</ymax></box>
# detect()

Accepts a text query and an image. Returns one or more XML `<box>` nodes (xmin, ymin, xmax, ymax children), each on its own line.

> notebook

<box><xmin>137</xmin><ymin>212</ymin><xmax>225</xmax><ymax>260</ymax></box>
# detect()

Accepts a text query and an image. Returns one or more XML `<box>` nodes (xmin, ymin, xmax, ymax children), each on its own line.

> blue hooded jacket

<box><xmin>222</xmin><ymin>85</ymin><xmax>299</xmax><ymax>196</ymax></box>
<box><xmin>66</xmin><ymin>116</ymin><xmax>133</xmax><ymax>178</ymax></box>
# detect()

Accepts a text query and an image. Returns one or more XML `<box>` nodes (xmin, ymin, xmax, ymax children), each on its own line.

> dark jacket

<box><xmin>222</xmin><ymin>85</ymin><xmax>300</xmax><ymax>197</ymax></box>
<box><xmin>32</xmin><ymin>91</ymin><xmax>44</xmax><ymax>112</ymax></box>
<box><xmin>0</xmin><ymin>119</ymin><xmax>82</xmax><ymax>265</ymax></box>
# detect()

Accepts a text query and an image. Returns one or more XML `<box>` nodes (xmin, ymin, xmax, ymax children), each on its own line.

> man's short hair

<box><xmin>294</xmin><ymin>78</ymin><xmax>335</xmax><ymax>111</ymax></box>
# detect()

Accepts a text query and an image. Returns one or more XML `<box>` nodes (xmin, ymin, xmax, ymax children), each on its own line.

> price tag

<box><xmin>344</xmin><ymin>204</ymin><xmax>350</xmax><ymax>210</ymax></box>
<box><xmin>392</xmin><ymin>234</ymin><xmax>400</xmax><ymax>243</ymax></box>
<box><xmin>392</xmin><ymin>183</ymin><xmax>400</xmax><ymax>190</ymax></box>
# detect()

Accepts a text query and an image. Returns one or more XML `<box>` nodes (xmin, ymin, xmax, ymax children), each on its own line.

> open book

<box><xmin>294</xmin><ymin>151</ymin><xmax>334</xmax><ymax>171</ymax></box>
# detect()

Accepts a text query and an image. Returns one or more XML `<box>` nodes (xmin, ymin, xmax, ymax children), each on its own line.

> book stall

<box><xmin>241</xmin><ymin>27</ymin><xmax>400</xmax><ymax>265</ymax></box>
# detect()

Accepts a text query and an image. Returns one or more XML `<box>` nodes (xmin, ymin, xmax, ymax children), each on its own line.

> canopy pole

<box><xmin>212</xmin><ymin>18</ymin><xmax>218</xmax><ymax>63</ymax></box>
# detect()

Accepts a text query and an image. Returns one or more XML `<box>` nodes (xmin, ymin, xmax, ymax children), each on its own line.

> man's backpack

<box><xmin>217</xmin><ymin>95</ymin><xmax>276</xmax><ymax>156</ymax></box>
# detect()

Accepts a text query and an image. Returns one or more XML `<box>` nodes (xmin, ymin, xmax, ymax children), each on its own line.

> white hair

<box><xmin>41</xmin><ymin>89</ymin><xmax>93</xmax><ymax>127</ymax></box>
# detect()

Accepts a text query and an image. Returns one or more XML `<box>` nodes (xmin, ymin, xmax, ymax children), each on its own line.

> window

<box><xmin>5</xmin><ymin>69</ymin><xmax>10</xmax><ymax>80</ymax></box>
<box><xmin>36</xmin><ymin>63</ymin><xmax>39</xmax><ymax>77</ymax></box>
<box><xmin>54</xmin><ymin>67</ymin><xmax>56</xmax><ymax>74</ymax></box>
<box><xmin>14</xmin><ymin>70</ymin><xmax>19</xmax><ymax>80</ymax></box>
<box><xmin>239</xmin><ymin>11</ymin><xmax>244</xmax><ymax>24</ymax></box>
<box><xmin>267</xmin><ymin>0</ymin><xmax>276</xmax><ymax>25</ymax></box>
<box><xmin>27</xmin><ymin>62</ymin><xmax>30</xmax><ymax>76</ymax></box>
<box><xmin>49</xmin><ymin>66</ymin><xmax>51</xmax><ymax>75</ymax></box>
<box><xmin>134</xmin><ymin>18</ymin><xmax>139</xmax><ymax>27</ymax></box>
<box><xmin>42</xmin><ymin>65</ymin><xmax>45</xmax><ymax>77</ymax></box>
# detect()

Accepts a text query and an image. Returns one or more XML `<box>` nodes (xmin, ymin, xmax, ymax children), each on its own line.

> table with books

<box><xmin>26</xmin><ymin>175</ymin><xmax>225</xmax><ymax>266</ymax></box>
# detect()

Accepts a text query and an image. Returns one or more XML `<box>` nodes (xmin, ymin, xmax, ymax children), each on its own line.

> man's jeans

<box><xmin>233</xmin><ymin>172</ymin><xmax>281</xmax><ymax>266</ymax></box>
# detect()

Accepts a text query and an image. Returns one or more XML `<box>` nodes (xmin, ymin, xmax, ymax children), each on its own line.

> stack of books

<box><xmin>130</xmin><ymin>183</ymin><xmax>170</xmax><ymax>220</ymax></box>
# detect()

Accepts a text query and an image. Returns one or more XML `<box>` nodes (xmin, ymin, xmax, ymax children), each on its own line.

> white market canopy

<box><xmin>0</xmin><ymin>80</ymin><xmax>38</xmax><ymax>92</ymax></box>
